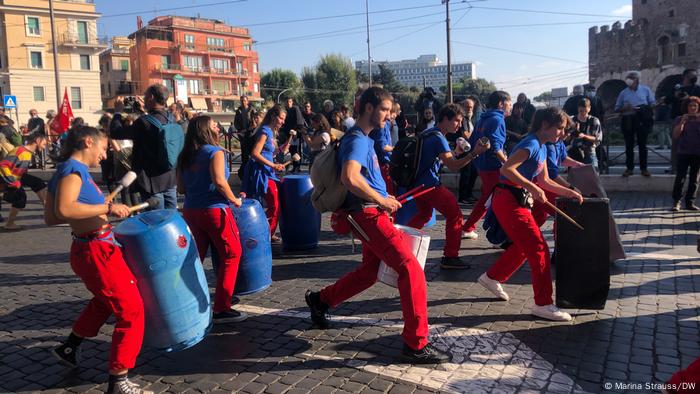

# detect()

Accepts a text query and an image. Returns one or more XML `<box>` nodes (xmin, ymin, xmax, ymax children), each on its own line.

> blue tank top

<box><xmin>182</xmin><ymin>145</ymin><xmax>230</xmax><ymax>209</ymax></box>
<box><xmin>48</xmin><ymin>159</ymin><xmax>105</xmax><ymax>205</ymax></box>
<box><xmin>500</xmin><ymin>133</ymin><xmax>546</xmax><ymax>183</ymax></box>
<box><xmin>252</xmin><ymin>125</ymin><xmax>276</xmax><ymax>169</ymax></box>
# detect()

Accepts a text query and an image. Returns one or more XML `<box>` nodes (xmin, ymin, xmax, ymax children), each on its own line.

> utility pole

<box><xmin>365</xmin><ymin>0</ymin><xmax>372</xmax><ymax>85</ymax></box>
<box><xmin>49</xmin><ymin>0</ymin><xmax>62</xmax><ymax>109</ymax></box>
<box><xmin>444</xmin><ymin>0</ymin><xmax>453</xmax><ymax>103</ymax></box>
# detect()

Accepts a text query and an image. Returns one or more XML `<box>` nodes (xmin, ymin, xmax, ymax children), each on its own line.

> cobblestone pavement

<box><xmin>1</xmin><ymin>192</ymin><xmax>698</xmax><ymax>393</ymax></box>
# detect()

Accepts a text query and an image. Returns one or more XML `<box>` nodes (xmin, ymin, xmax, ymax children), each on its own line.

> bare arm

<box><xmin>341</xmin><ymin>160</ymin><xmax>400</xmax><ymax>213</ymax></box>
<box><xmin>43</xmin><ymin>192</ymin><xmax>65</xmax><ymax>226</ymax></box>
<box><xmin>535</xmin><ymin>165</ymin><xmax>583</xmax><ymax>203</ymax></box>
<box><xmin>439</xmin><ymin>139</ymin><xmax>490</xmax><ymax>171</ymax></box>
<box><xmin>500</xmin><ymin>149</ymin><xmax>544</xmax><ymax>201</ymax></box>
<box><xmin>55</xmin><ymin>174</ymin><xmax>129</xmax><ymax>220</ymax></box>
<box><xmin>210</xmin><ymin>151</ymin><xmax>241</xmax><ymax>207</ymax></box>
<box><xmin>495</xmin><ymin>149</ymin><xmax>508</xmax><ymax>164</ymax></box>
<box><xmin>561</xmin><ymin>156</ymin><xmax>584</xmax><ymax>168</ymax></box>
<box><xmin>250</xmin><ymin>133</ymin><xmax>283</xmax><ymax>170</ymax></box>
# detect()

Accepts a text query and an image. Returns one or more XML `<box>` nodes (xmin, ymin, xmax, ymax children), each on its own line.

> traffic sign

<box><xmin>3</xmin><ymin>95</ymin><xmax>17</xmax><ymax>109</ymax></box>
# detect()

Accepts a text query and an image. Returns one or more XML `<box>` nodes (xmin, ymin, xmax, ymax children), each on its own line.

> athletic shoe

<box><xmin>440</xmin><ymin>256</ymin><xmax>471</xmax><ymax>269</ymax></box>
<box><xmin>672</xmin><ymin>202</ymin><xmax>681</xmax><ymax>212</ymax></box>
<box><xmin>107</xmin><ymin>377</ymin><xmax>154</xmax><ymax>394</ymax></box>
<box><xmin>401</xmin><ymin>343</ymin><xmax>450</xmax><ymax>364</ymax></box>
<box><xmin>305</xmin><ymin>290</ymin><xmax>330</xmax><ymax>329</ymax></box>
<box><xmin>478</xmin><ymin>273</ymin><xmax>509</xmax><ymax>301</ymax></box>
<box><xmin>52</xmin><ymin>343</ymin><xmax>80</xmax><ymax>368</ymax></box>
<box><xmin>641</xmin><ymin>170</ymin><xmax>652</xmax><ymax>177</ymax></box>
<box><xmin>531</xmin><ymin>304</ymin><xmax>572</xmax><ymax>322</ymax></box>
<box><xmin>231</xmin><ymin>296</ymin><xmax>241</xmax><ymax>305</ymax></box>
<box><xmin>622</xmin><ymin>169</ymin><xmax>633</xmax><ymax>177</ymax></box>
<box><xmin>686</xmin><ymin>204</ymin><xmax>700</xmax><ymax>211</ymax></box>
<box><xmin>462</xmin><ymin>231</ymin><xmax>478</xmax><ymax>240</ymax></box>
<box><xmin>213</xmin><ymin>309</ymin><xmax>248</xmax><ymax>324</ymax></box>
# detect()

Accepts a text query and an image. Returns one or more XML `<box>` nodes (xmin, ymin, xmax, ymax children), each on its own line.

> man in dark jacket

<box><xmin>234</xmin><ymin>96</ymin><xmax>254</xmax><ymax>180</ymax></box>
<box><xmin>513</xmin><ymin>93</ymin><xmax>536</xmax><ymax>124</ymax></box>
<box><xmin>27</xmin><ymin>109</ymin><xmax>45</xmax><ymax>134</ymax></box>
<box><xmin>110</xmin><ymin>84</ymin><xmax>178</xmax><ymax>209</ymax></box>
<box><xmin>281</xmin><ymin>97</ymin><xmax>305</xmax><ymax>173</ymax></box>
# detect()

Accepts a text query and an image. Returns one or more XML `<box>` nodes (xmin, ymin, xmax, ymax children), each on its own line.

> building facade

<box><xmin>100</xmin><ymin>36</ymin><xmax>136</xmax><ymax>109</ymax></box>
<box><xmin>355</xmin><ymin>54</ymin><xmax>476</xmax><ymax>90</ymax></box>
<box><xmin>589</xmin><ymin>0</ymin><xmax>700</xmax><ymax>110</ymax></box>
<box><xmin>0</xmin><ymin>0</ymin><xmax>104</xmax><ymax>125</ymax></box>
<box><xmin>129</xmin><ymin>16</ymin><xmax>260</xmax><ymax>112</ymax></box>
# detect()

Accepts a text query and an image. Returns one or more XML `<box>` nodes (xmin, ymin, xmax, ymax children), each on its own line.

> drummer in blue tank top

<box><xmin>43</xmin><ymin>126</ymin><xmax>151</xmax><ymax>394</ymax></box>
<box><xmin>177</xmin><ymin>115</ymin><xmax>247</xmax><ymax>324</ymax></box>
<box><xmin>241</xmin><ymin>105</ymin><xmax>289</xmax><ymax>242</ymax></box>
<box><xmin>477</xmin><ymin>108</ymin><xmax>584</xmax><ymax>323</ymax></box>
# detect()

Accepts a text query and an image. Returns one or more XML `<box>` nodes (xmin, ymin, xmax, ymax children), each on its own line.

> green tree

<box><xmin>355</xmin><ymin>69</ymin><xmax>369</xmax><ymax>85</ymax></box>
<box><xmin>452</xmin><ymin>77</ymin><xmax>498</xmax><ymax>105</ymax></box>
<box><xmin>313</xmin><ymin>54</ymin><xmax>357</xmax><ymax>109</ymax></box>
<box><xmin>301</xmin><ymin>66</ymin><xmax>318</xmax><ymax>109</ymax></box>
<box><xmin>533</xmin><ymin>91</ymin><xmax>553</xmax><ymax>105</ymax></box>
<box><xmin>372</xmin><ymin>64</ymin><xmax>403</xmax><ymax>93</ymax></box>
<box><xmin>260</xmin><ymin>68</ymin><xmax>302</xmax><ymax>103</ymax></box>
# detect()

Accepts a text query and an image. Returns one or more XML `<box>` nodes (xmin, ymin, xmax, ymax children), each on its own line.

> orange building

<box><xmin>129</xmin><ymin>15</ymin><xmax>260</xmax><ymax>112</ymax></box>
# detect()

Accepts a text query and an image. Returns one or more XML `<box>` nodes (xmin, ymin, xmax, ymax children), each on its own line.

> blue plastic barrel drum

<box><xmin>279</xmin><ymin>175</ymin><xmax>321</xmax><ymax>250</ymax></box>
<box><xmin>113</xmin><ymin>210</ymin><xmax>211</xmax><ymax>352</ymax></box>
<box><xmin>231</xmin><ymin>199</ymin><xmax>273</xmax><ymax>295</ymax></box>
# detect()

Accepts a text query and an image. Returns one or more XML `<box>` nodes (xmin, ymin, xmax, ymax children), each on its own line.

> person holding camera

<box><xmin>570</xmin><ymin>97</ymin><xmax>603</xmax><ymax>171</ymax></box>
<box><xmin>302</xmin><ymin>113</ymin><xmax>331</xmax><ymax>166</ymax></box>
<box><xmin>615</xmin><ymin>71</ymin><xmax>656</xmax><ymax>177</ymax></box>
<box><xmin>478</xmin><ymin>108</ymin><xmax>582</xmax><ymax>322</ymax></box>
<box><xmin>671</xmin><ymin>96</ymin><xmax>700</xmax><ymax>211</ymax></box>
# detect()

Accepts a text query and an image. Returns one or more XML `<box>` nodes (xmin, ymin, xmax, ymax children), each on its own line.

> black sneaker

<box><xmin>213</xmin><ymin>309</ymin><xmax>248</xmax><ymax>324</ymax></box>
<box><xmin>231</xmin><ymin>296</ymin><xmax>241</xmax><ymax>305</ymax></box>
<box><xmin>52</xmin><ymin>343</ymin><xmax>79</xmax><ymax>368</ymax></box>
<box><xmin>305</xmin><ymin>290</ymin><xmax>330</xmax><ymax>329</ymax></box>
<box><xmin>686</xmin><ymin>204</ymin><xmax>700</xmax><ymax>211</ymax></box>
<box><xmin>401</xmin><ymin>343</ymin><xmax>450</xmax><ymax>364</ymax></box>
<box><xmin>108</xmin><ymin>377</ymin><xmax>154</xmax><ymax>394</ymax></box>
<box><xmin>440</xmin><ymin>256</ymin><xmax>471</xmax><ymax>269</ymax></box>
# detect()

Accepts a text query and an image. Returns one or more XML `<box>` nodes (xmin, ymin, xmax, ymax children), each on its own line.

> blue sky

<box><xmin>96</xmin><ymin>0</ymin><xmax>632</xmax><ymax>99</ymax></box>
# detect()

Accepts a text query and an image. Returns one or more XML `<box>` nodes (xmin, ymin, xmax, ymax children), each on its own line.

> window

<box><xmin>253</xmin><ymin>83</ymin><xmax>259</xmax><ymax>93</ymax></box>
<box><xmin>30</xmin><ymin>51</ymin><xmax>43</xmax><ymax>69</ymax></box>
<box><xmin>212</xmin><ymin>80</ymin><xmax>229</xmax><ymax>94</ymax></box>
<box><xmin>77</xmin><ymin>21</ymin><xmax>88</xmax><ymax>44</ymax></box>
<box><xmin>236</xmin><ymin>61</ymin><xmax>243</xmax><ymax>73</ymax></box>
<box><xmin>120</xmin><ymin>60</ymin><xmax>129</xmax><ymax>71</ymax></box>
<box><xmin>243</xmin><ymin>42</ymin><xmax>251</xmax><ymax>51</ymax></box>
<box><xmin>161</xmin><ymin>55</ymin><xmax>171</xmax><ymax>69</ymax></box>
<box><xmin>207</xmin><ymin>37</ymin><xmax>225</xmax><ymax>47</ymax></box>
<box><xmin>253</xmin><ymin>63</ymin><xmax>258</xmax><ymax>73</ymax></box>
<box><xmin>108</xmin><ymin>83</ymin><xmax>111</xmax><ymax>95</ymax></box>
<box><xmin>79</xmin><ymin>54</ymin><xmax>90</xmax><ymax>70</ymax></box>
<box><xmin>211</xmin><ymin>58</ymin><xmax>229</xmax><ymax>71</ymax></box>
<box><xmin>187</xmin><ymin>79</ymin><xmax>202</xmax><ymax>94</ymax></box>
<box><xmin>184</xmin><ymin>34</ymin><xmax>195</xmax><ymax>49</ymax></box>
<box><xmin>70</xmin><ymin>87</ymin><xmax>82</xmax><ymax>109</ymax></box>
<box><xmin>26</xmin><ymin>16</ymin><xmax>40</xmax><ymax>36</ymax></box>
<box><xmin>658</xmin><ymin>35</ymin><xmax>672</xmax><ymax>65</ymax></box>
<box><xmin>33</xmin><ymin>86</ymin><xmax>45</xmax><ymax>101</ymax></box>
<box><xmin>184</xmin><ymin>56</ymin><xmax>203</xmax><ymax>71</ymax></box>
<box><xmin>163</xmin><ymin>79</ymin><xmax>174</xmax><ymax>94</ymax></box>
<box><xmin>678</xmin><ymin>43</ymin><xmax>687</xmax><ymax>57</ymax></box>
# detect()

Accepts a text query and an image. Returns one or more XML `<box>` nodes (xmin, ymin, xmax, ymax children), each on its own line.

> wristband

<box><xmin>107</xmin><ymin>201</ymin><xmax>114</xmax><ymax>215</ymax></box>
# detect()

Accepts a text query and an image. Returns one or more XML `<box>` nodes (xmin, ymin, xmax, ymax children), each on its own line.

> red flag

<box><xmin>51</xmin><ymin>88</ymin><xmax>73</xmax><ymax>135</ymax></box>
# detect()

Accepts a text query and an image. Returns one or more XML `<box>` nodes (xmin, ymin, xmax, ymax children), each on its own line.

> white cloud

<box><xmin>611</xmin><ymin>4</ymin><xmax>632</xmax><ymax>16</ymax></box>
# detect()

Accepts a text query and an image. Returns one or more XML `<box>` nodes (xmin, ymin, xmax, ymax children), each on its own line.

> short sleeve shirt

<box><xmin>338</xmin><ymin>127</ymin><xmax>387</xmax><ymax>206</ymax></box>
<box><xmin>48</xmin><ymin>159</ymin><xmax>105</xmax><ymax>205</ymax></box>
<box><xmin>414</xmin><ymin>128</ymin><xmax>451</xmax><ymax>188</ymax></box>
<box><xmin>501</xmin><ymin>133</ymin><xmax>546</xmax><ymax>182</ymax></box>
<box><xmin>369</xmin><ymin>120</ymin><xmax>392</xmax><ymax>165</ymax></box>
<box><xmin>545</xmin><ymin>140</ymin><xmax>568</xmax><ymax>179</ymax></box>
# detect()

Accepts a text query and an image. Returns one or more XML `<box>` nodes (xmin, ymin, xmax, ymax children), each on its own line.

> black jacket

<box><xmin>234</xmin><ymin>106</ymin><xmax>251</xmax><ymax>132</ymax></box>
<box><xmin>109</xmin><ymin>109</ymin><xmax>176</xmax><ymax>194</ymax></box>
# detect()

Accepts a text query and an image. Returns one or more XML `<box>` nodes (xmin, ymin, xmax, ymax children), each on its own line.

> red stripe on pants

<box><xmin>264</xmin><ymin>179</ymin><xmax>280</xmax><ymax>235</ymax></box>
<box><xmin>70</xmin><ymin>239</ymin><xmax>144</xmax><ymax>371</ymax></box>
<box><xmin>183</xmin><ymin>207</ymin><xmax>242</xmax><ymax>313</ymax></box>
<box><xmin>380</xmin><ymin>163</ymin><xmax>395</xmax><ymax>196</ymax></box>
<box><xmin>486</xmin><ymin>187</ymin><xmax>553</xmax><ymax>306</ymax></box>
<box><xmin>319</xmin><ymin>208</ymin><xmax>429</xmax><ymax>350</ymax></box>
<box><xmin>463</xmin><ymin>170</ymin><xmax>501</xmax><ymax>233</ymax></box>
<box><xmin>407</xmin><ymin>185</ymin><xmax>463</xmax><ymax>257</ymax></box>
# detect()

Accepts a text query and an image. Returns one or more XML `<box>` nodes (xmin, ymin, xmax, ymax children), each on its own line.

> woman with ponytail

<box><xmin>177</xmin><ymin>115</ymin><xmax>246</xmax><ymax>323</ymax></box>
<box><xmin>241</xmin><ymin>104</ymin><xmax>287</xmax><ymax>241</ymax></box>
<box><xmin>477</xmin><ymin>108</ymin><xmax>583</xmax><ymax>322</ymax></box>
<box><xmin>44</xmin><ymin>126</ymin><xmax>150</xmax><ymax>394</ymax></box>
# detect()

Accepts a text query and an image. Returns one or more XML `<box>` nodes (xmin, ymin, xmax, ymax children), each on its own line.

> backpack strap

<box><xmin>142</xmin><ymin>114</ymin><xmax>164</xmax><ymax>131</ymax></box>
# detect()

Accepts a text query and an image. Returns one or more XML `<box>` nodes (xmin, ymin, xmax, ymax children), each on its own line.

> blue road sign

<box><xmin>3</xmin><ymin>95</ymin><xmax>17</xmax><ymax>109</ymax></box>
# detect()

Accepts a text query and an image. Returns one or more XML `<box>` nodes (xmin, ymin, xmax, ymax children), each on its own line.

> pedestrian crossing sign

<box><xmin>3</xmin><ymin>95</ymin><xmax>17</xmax><ymax>109</ymax></box>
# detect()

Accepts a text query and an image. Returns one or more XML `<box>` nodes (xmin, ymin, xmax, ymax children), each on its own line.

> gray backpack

<box><xmin>310</xmin><ymin>130</ymin><xmax>363</xmax><ymax>212</ymax></box>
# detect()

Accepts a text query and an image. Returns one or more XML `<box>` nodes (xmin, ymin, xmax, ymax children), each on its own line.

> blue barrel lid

<box><xmin>282</xmin><ymin>175</ymin><xmax>311</xmax><ymax>181</ymax></box>
<box><xmin>114</xmin><ymin>209</ymin><xmax>179</xmax><ymax>236</ymax></box>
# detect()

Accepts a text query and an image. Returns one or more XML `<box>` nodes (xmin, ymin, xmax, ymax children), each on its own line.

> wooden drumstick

<box><xmin>127</xmin><ymin>197</ymin><xmax>161</xmax><ymax>213</ymax></box>
<box><xmin>545</xmin><ymin>201</ymin><xmax>584</xmax><ymax>231</ymax></box>
<box><xmin>106</xmin><ymin>171</ymin><xmax>137</xmax><ymax>202</ymax></box>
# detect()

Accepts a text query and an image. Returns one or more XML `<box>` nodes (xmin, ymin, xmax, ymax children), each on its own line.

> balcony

<box><xmin>152</xmin><ymin>64</ymin><xmax>242</xmax><ymax>78</ymax></box>
<box><xmin>177</xmin><ymin>43</ymin><xmax>236</xmax><ymax>56</ymax></box>
<box><xmin>59</xmin><ymin>33</ymin><xmax>106</xmax><ymax>50</ymax></box>
<box><xmin>115</xmin><ymin>81</ymin><xmax>138</xmax><ymax>95</ymax></box>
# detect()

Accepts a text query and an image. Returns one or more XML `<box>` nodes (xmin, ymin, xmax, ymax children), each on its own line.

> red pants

<box><xmin>407</xmin><ymin>185</ymin><xmax>462</xmax><ymax>257</ymax></box>
<box><xmin>183</xmin><ymin>207</ymin><xmax>242</xmax><ymax>313</ymax></box>
<box><xmin>486</xmin><ymin>187</ymin><xmax>553</xmax><ymax>306</ymax></box>
<box><xmin>264</xmin><ymin>179</ymin><xmax>280</xmax><ymax>235</ymax></box>
<box><xmin>320</xmin><ymin>208</ymin><xmax>429</xmax><ymax>350</ymax></box>
<box><xmin>380</xmin><ymin>164</ymin><xmax>395</xmax><ymax>196</ymax></box>
<box><xmin>70</xmin><ymin>232</ymin><xmax>144</xmax><ymax>371</ymax></box>
<box><xmin>669</xmin><ymin>356</ymin><xmax>700</xmax><ymax>393</ymax></box>
<box><xmin>463</xmin><ymin>170</ymin><xmax>501</xmax><ymax>233</ymax></box>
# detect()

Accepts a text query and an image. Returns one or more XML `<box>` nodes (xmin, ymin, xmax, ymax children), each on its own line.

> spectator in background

<box><xmin>322</xmin><ymin>100</ymin><xmax>335</xmax><ymax>122</ymax></box>
<box><xmin>281</xmin><ymin>97</ymin><xmax>305</xmax><ymax>173</ymax></box>
<box><xmin>457</xmin><ymin>98</ymin><xmax>479</xmax><ymax>203</ymax></box>
<box><xmin>0</xmin><ymin>117</ymin><xmax>20</xmax><ymax>146</ymax></box>
<box><xmin>414</xmin><ymin>87</ymin><xmax>441</xmax><ymax>124</ymax></box>
<box><xmin>395</xmin><ymin>103</ymin><xmax>409</xmax><ymax>140</ymax></box>
<box><xmin>234</xmin><ymin>96</ymin><xmax>251</xmax><ymax>135</ymax></box>
<box><xmin>416</xmin><ymin>107</ymin><xmax>436</xmax><ymax>133</ymax></box>
<box><xmin>670</xmin><ymin>69</ymin><xmax>700</xmax><ymax>119</ymax></box>
<box><xmin>329</xmin><ymin>110</ymin><xmax>344</xmax><ymax>132</ymax></box>
<box><xmin>110</xmin><ymin>84</ymin><xmax>179</xmax><ymax>209</ymax></box>
<box><xmin>563</xmin><ymin>85</ymin><xmax>585</xmax><ymax>117</ymax></box>
<box><xmin>615</xmin><ymin>71</ymin><xmax>656</xmax><ymax>177</ymax></box>
<box><xmin>389</xmin><ymin>103</ymin><xmax>400</xmax><ymax>146</ymax></box>
<box><xmin>97</xmin><ymin>114</ymin><xmax>116</xmax><ymax>194</ymax></box>
<box><xmin>301</xmin><ymin>101</ymin><xmax>314</xmax><ymax>129</ymax></box>
<box><xmin>28</xmin><ymin>109</ymin><xmax>44</xmax><ymax>135</ymax></box>
<box><xmin>340</xmin><ymin>105</ymin><xmax>355</xmax><ymax>131</ymax></box>
<box><xmin>671</xmin><ymin>96</ymin><xmax>700</xmax><ymax>212</ymax></box>
<box><xmin>584</xmin><ymin>84</ymin><xmax>605</xmax><ymax>120</ymax></box>
<box><xmin>514</xmin><ymin>93</ymin><xmax>536</xmax><ymax>124</ymax></box>
<box><xmin>504</xmin><ymin>104</ymin><xmax>529</xmax><ymax>154</ymax></box>
<box><xmin>302</xmin><ymin>113</ymin><xmax>332</xmax><ymax>165</ymax></box>
<box><xmin>570</xmin><ymin>98</ymin><xmax>603</xmax><ymax>170</ymax></box>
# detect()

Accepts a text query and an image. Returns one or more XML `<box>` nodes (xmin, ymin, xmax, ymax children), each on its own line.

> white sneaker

<box><xmin>531</xmin><ymin>304</ymin><xmax>572</xmax><ymax>322</ymax></box>
<box><xmin>463</xmin><ymin>231</ymin><xmax>479</xmax><ymax>240</ymax></box>
<box><xmin>478</xmin><ymin>273</ymin><xmax>509</xmax><ymax>301</ymax></box>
